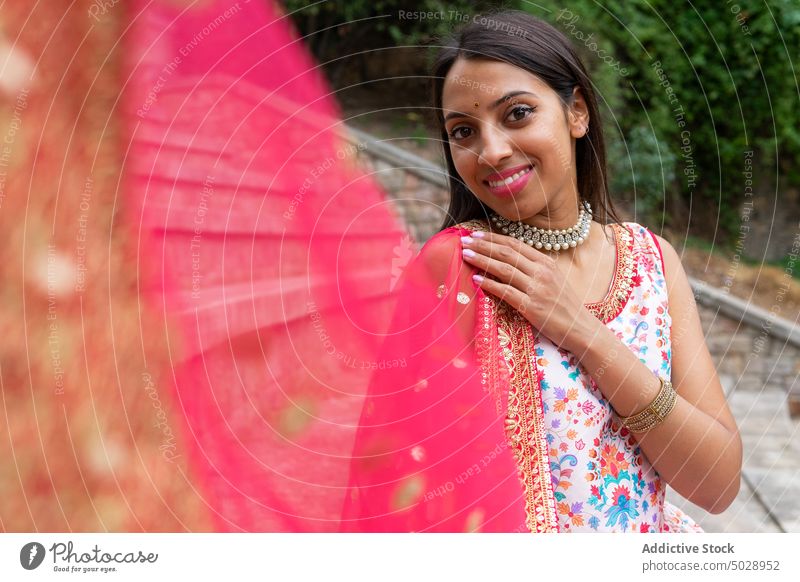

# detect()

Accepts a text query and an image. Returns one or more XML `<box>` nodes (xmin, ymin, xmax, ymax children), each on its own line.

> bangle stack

<box><xmin>617</xmin><ymin>377</ymin><xmax>677</xmax><ymax>433</ymax></box>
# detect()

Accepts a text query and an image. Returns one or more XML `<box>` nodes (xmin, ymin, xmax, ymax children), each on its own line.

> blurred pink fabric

<box><xmin>123</xmin><ymin>0</ymin><xmax>535</xmax><ymax>532</ymax></box>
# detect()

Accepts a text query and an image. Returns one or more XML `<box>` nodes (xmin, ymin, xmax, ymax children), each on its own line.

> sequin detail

<box><xmin>456</xmin><ymin>219</ymin><xmax>507</xmax><ymax>415</ymax></box>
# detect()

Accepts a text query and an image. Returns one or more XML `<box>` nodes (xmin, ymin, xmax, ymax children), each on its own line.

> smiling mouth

<box><xmin>484</xmin><ymin>165</ymin><xmax>533</xmax><ymax>188</ymax></box>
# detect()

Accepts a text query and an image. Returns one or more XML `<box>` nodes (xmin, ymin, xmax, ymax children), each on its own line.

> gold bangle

<box><xmin>617</xmin><ymin>377</ymin><xmax>677</xmax><ymax>433</ymax></box>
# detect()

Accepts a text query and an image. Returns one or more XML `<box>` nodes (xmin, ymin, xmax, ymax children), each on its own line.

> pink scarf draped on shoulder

<box><xmin>340</xmin><ymin>223</ymin><xmax>536</xmax><ymax>532</ymax></box>
<box><xmin>124</xmin><ymin>0</ymin><xmax>558</xmax><ymax>531</ymax></box>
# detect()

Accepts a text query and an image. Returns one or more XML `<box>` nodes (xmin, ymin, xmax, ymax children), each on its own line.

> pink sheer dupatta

<box><xmin>123</xmin><ymin>0</ymin><xmax>555</xmax><ymax>532</ymax></box>
<box><xmin>340</xmin><ymin>225</ymin><xmax>530</xmax><ymax>532</ymax></box>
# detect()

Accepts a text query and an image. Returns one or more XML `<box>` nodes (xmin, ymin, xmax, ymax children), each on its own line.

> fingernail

<box><xmin>462</xmin><ymin>248</ymin><xmax>476</xmax><ymax>258</ymax></box>
<box><xmin>472</xmin><ymin>274</ymin><xmax>484</xmax><ymax>284</ymax></box>
<box><xmin>471</xmin><ymin>231</ymin><xmax>486</xmax><ymax>238</ymax></box>
<box><xmin>460</xmin><ymin>236</ymin><xmax>474</xmax><ymax>245</ymax></box>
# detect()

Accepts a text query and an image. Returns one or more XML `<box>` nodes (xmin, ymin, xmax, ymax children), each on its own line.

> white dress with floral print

<box><xmin>517</xmin><ymin>221</ymin><xmax>702</xmax><ymax>532</ymax></box>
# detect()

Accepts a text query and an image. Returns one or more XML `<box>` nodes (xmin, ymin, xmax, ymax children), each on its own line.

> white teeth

<box><xmin>487</xmin><ymin>166</ymin><xmax>532</xmax><ymax>188</ymax></box>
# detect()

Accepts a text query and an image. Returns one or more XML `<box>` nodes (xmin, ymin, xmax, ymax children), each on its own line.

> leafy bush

<box><xmin>527</xmin><ymin>0</ymin><xmax>800</xmax><ymax>242</ymax></box>
<box><xmin>608</xmin><ymin>125</ymin><xmax>677</xmax><ymax>223</ymax></box>
<box><xmin>287</xmin><ymin>1</ymin><xmax>800</xmax><ymax>244</ymax></box>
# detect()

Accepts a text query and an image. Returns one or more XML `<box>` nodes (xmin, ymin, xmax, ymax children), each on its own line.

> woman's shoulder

<box><xmin>403</xmin><ymin>221</ymin><xmax>483</xmax><ymax>305</ymax></box>
<box><xmin>410</xmin><ymin>219</ymin><xmax>494</xmax><ymax>289</ymax></box>
<box><xmin>615</xmin><ymin>221</ymin><xmax>682</xmax><ymax>281</ymax></box>
<box><xmin>419</xmin><ymin>219</ymin><xmax>491</xmax><ymax>257</ymax></box>
<box><xmin>616</xmin><ymin>220</ymin><xmax>669</xmax><ymax>249</ymax></box>
<box><xmin>612</xmin><ymin>220</ymin><xmax>660</xmax><ymax>251</ymax></box>
<box><xmin>411</xmin><ymin>223</ymin><xmax>470</xmax><ymax>281</ymax></box>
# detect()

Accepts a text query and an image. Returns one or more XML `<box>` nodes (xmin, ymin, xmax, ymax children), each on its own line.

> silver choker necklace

<box><xmin>490</xmin><ymin>201</ymin><xmax>593</xmax><ymax>251</ymax></box>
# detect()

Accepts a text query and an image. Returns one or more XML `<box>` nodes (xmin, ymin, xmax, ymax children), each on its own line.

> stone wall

<box><xmin>349</xmin><ymin>127</ymin><xmax>800</xmax><ymax>412</ymax></box>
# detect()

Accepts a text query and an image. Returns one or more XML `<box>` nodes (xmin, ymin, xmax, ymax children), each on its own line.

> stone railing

<box><xmin>345</xmin><ymin>126</ymin><xmax>800</xmax><ymax>412</ymax></box>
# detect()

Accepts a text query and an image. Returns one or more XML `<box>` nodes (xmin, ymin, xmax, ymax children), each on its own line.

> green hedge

<box><xmin>286</xmin><ymin>1</ymin><xmax>800</xmax><ymax>243</ymax></box>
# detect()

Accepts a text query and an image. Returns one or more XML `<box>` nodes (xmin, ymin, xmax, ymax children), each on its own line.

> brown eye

<box><xmin>448</xmin><ymin>126</ymin><xmax>473</xmax><ymax>140</ymax></box>
<box><xmin>507</xmin><ymin>105</ymin><xmax>534</xmax><ymax>122</ymax></box>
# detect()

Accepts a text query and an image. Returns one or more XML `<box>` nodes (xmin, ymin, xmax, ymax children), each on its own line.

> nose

<box><xmin>477</xmin><ymin>125</ymin><xmax>513</xmax><ymax>168</ymax></box>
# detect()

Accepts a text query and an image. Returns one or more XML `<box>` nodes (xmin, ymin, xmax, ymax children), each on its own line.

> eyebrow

<box><xmin>443</xmin><ymin>91</ymin><xmax>538</xmax><ymax>122</ymax></box>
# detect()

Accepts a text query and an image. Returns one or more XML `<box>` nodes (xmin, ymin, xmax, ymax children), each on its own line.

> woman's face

<box><xmin>441</xmin><ymin>58</ymin><xmax>588</xmax><ymax>223</ymax></box>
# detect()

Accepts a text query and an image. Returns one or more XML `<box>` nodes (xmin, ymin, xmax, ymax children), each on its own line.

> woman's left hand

<box><xmin>460</xmin><ymin>230</ymin><xmax>597</xmax><ymax>353</ymax></box>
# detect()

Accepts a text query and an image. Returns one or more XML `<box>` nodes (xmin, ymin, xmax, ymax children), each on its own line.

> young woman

<box><xmin>122</xmin><ymin>0</ymin><xmax>740</xmax><ymax>533</ymax></box>
<box><xmin>343</xmin><ymin>10</ymin><xmax>742</xmax><ymax>533</ymax></box>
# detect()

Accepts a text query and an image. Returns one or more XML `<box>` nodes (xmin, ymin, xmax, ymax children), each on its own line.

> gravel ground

<box><xmin>679</xmin><ymin>246</ymin><xmax>800</xmax><ymax>318</ymax></box>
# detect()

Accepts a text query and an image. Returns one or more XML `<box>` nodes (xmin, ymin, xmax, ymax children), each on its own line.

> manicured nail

<box><xmin>460</xmin><ymin>236</ymin><xmax>474</xmax><ymax>245</ymax></box>
<box><xmin>472</xmin><ymin>274</ymin><xmax>484</xmax><ymax>284</ymax></box>
<box><xmin>462</xmin><ymin>248</ymin><xmax>476</xmax><ymax>258</ymax></box>
<box><xmin>471</xmin><ymin>231</ymin><xmax>487</xmax><ymax>238</ymax></box>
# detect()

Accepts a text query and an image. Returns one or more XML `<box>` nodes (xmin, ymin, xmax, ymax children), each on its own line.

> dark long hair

<box><xmin>432</xmin><ymin>10</ymin><xmax>623</xmax><ymax>230</ymax></box>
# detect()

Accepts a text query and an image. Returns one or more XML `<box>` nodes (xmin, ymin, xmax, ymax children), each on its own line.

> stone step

<box><xmin>667</xmin><ymin>387</ymin><xmax>799</xmax><ymax>532</ymax></box>
<box><xmin>667</xmin><ymin>479</ymin><xmax>782</xmax><ymax>533</ymax></box>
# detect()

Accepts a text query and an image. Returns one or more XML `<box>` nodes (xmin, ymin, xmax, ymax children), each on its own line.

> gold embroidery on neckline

<box><xmin>584</xmin><ymin>223</ymin><xmax>637</xmax><ymax>323</ymax></box>
<box><xmin>453</xmin><ymin>220</ymin><xmax>637</xmax><ymax>323</ymax></box>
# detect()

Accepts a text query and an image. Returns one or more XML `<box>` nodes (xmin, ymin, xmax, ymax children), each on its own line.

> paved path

<box><xmin>668</xmin><ymin>380</ymin><xmax>799</xmax><ymax>532</ymax></box>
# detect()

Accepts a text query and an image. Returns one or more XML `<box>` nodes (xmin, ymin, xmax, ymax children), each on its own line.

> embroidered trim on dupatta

<box><xmin>453</xmin><ymin>218</ymin><xmax>560</xmax><ymax>532</ymax></box>
<box><xmin>494</xmin><ymin>300</ymin><xmax>561</xmax><ymax>532</ymax></box>
<box><xmin>451</xmin><ymin>219</ymin><xmax>508</xmax><ymax>416</ymax></box>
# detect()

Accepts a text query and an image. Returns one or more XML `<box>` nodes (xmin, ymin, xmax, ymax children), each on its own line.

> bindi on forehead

<box><xmin>444</xmin><ymin>73</ymin><xmax>504</xmax><ymax>100</ymax></box>
<box><xmin>443</xmin><ymin>89</ymin><xmax>541</xmax><ymax>122</ymax></box>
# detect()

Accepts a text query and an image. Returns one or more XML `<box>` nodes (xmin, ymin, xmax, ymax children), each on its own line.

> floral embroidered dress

<box><xmin>461</xmin><ymin>219</ymin><xmax>703</xmax><ymax>533</ymax></box>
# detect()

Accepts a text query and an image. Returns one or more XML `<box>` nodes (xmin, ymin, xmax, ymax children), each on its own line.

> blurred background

<box><xmin>0</xmin><ymin>0</ymin><xmax>798</xmax><ymax>532</ymax></box>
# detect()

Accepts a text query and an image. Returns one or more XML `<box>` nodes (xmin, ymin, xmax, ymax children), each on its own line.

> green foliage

<box><xmin>682</xmin><ymin>234</ymin><xmax>719</xmax><ymax>254</ymax></box>
<box><xmin>287</xmin><ymin>1</ymin><xmax>800</xmax><ymax>243</ymax></box>
<box><xmin>776</xmin><ymin>255</ymin><xmax>800</xmax><ymax>281</ymax></box>
<box><xmin>283</xmin><ymin>0</ymin><xmax>504</xmax><ymax>52</ymax></box>
<box><xmin>525</xmin><ymin>0</ymin><xmax>800</xmax><ymax>240</ymax></box>
<box><xmin>608</xmin><ymin>125</ymin><xmax>677</xmax><ymax>223</ymax></box>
